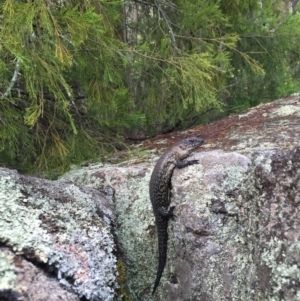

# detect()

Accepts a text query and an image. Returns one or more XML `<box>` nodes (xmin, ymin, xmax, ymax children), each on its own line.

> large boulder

<box><xmin>61</xmin><ymin>95</ymin><xmax>300</xmax><ymax>300</ymax></box>
<box><xmin>0</xmin><ymin>169</ymin><xmax>117</xmax><ymax>301</ymax></box>
<box><xmin>1</xmin><ymin>95</ymin><xmax>300</xmax><ymax>301</ymax></box>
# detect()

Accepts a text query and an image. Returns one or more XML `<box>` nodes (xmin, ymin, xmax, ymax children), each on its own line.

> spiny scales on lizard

<box><xmin>149</xmin><ymin>136</ymin><xmax>204</xmax><ymax>295</ymax></box>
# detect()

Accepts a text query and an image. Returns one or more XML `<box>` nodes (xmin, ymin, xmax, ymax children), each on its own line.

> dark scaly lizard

<box><xmin>149</xmin><ymin>136</ymin><xmax>204</xmax><ymax>295</ymax></box>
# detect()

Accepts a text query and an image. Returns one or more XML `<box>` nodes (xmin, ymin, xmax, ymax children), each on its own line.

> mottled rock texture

<box><xmin>168</xmin><ymin>147</ymin><xmax>300</xmax><ymax>301</ymax></box>
<box><xmin>0</xmin><ymin>247</ymin><xmax>80</xmax><ymax>301</ymax></box>
<box><xmin>61</xmin><ymin>146</ymin><xmax>300</xmax><ymax>301</ymax></box>
<box><xmin>61</xmin><ymin>95</ymin><xmax>300</xmax><ymax>301</ymax></box>
<box><xmin>1</xmin><ymin>95</ymin><xmax>300</xmax><ymax>301</ymax></box>
<box><xmin>0</xmin><ymin>169</ymin><xmax>117</xmax><ymax>301</ymax></box>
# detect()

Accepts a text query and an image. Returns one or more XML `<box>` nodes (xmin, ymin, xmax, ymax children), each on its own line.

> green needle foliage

<box><xmin>123</xmin><ymin>0</ymin><xmax>240</xmax><ymax>133</ymax></box>
<box><xmin>0</xmin><ymin>0</ymin><xmax>300</xmax><ymax>176</ymax></box>
<box><xmin>219</xmin><ymin>0</ymin><xmax>300</xmax><ymax>114</ymax></box>
<box><xmin>0</xmin><ymin>0</ymin><xmax>143</xmax><ymax>176</ymax></box>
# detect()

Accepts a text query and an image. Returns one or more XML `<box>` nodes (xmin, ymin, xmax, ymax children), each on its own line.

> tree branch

<box><xmin>2</xmin><ymin>59</ymin><xmax>20</xmax><ymax>98</ymax></box>
<box><xmin>154</xmin><ymin>0</ymin><xmax>182</xmax><ymax>54</ymax></box>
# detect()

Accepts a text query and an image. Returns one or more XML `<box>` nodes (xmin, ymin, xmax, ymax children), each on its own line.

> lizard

<box><xmin>149</xmin><ymin>136</ymin><xmax>204</xmax><ymax>294</ymax></box>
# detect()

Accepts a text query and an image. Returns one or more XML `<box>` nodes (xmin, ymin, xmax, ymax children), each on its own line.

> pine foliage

<box><xmin>1</xmin><ymin>0</ymin><xmax>300</xmax><ymax>175</ymax></box>
<box><xmin>122</xmin><ymin>0</ymin><xmax>241</xmax><ymax>133</ymax></box>
<box><xmin>220</xmin><ymin>0</ymin><xmax>300</xmax><ymax>113</ymax></box>
<box><xmin>0</xmin><ymin>0</ymin><xmax>143</xmax><ymax>175</ymax></box>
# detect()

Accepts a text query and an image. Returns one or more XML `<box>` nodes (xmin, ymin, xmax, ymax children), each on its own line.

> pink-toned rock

<box><xmin>1</xmin><ymin>95</ymin><xmax>300</xmax><ymax>301</ymax></box>
<box><xmin>0</xmin><ymin>169</ymin><xmax>117</xmax><ymax>301</ymax></box>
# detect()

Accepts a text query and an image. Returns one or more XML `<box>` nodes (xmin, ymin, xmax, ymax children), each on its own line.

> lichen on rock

<box><xmin>0</xmin><ymin>168</ymin><xmax>117</xmax><ymax>301</ymax></box>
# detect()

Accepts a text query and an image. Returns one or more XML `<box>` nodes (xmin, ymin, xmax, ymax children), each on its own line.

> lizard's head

<box><xmin>176</xmin><ymin>136</ymin><xmax>204</xmax><ymax>158</ymax></box>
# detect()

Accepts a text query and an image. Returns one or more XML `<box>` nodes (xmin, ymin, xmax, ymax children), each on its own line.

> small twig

<box><xmin>2</xmin><ymin>59</ymin><xmax>20</xmax><ymax>98</ymax></box>
<box><xmin>154</xmin><ymin>0</ymin><xmax>182</xmax><ymax>54</ymax></box>
<box><xmin>131</xmin><ymin>0</ymin><xmax>155</xmax><ymax>7</ymax></box>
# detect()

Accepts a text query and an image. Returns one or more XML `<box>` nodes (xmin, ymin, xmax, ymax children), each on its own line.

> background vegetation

<box><xmin>0</xmin><ymin>0</ymin><xmax>300</xmax><ymax>176</ymax></box>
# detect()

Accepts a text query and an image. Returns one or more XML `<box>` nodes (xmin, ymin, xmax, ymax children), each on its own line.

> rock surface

<box><xmin>140</xmin><ymin>94</ymin><xmax>300</xmax><ymax>154</ymax></box>
<box><xmin>0</xmin><ymin>169</ymin><xmax>117</xmax><ymax>301</ymax></box>
<box><xmin>61</xmin><ymin>95</ymin><xmax>300</xmax><ymax>301</ymax></box>
<box><xmin>0</xmin><ymin>247</ymin><xmax>80</xmax><ymax>301</ymax></box>
<box><xmin>1</xmin><ymin>95</ymin><xmax>300</xmax><ymax>301</ymax></box>
<box><xmin>169</xmin><ymin>146</ymin><xmax>300</xmax><ymax>301</ymax></box>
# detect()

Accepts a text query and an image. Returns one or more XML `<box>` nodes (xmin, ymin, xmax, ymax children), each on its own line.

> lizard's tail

<box><xmin>152</xmin><ymin>222</ymin><xmax>168</xmax><ymax>295</ymax></box>
<box><xmin>152</xmin><ymin>254</ymin><xmax>166</xmax><ymax>295</ymax></box>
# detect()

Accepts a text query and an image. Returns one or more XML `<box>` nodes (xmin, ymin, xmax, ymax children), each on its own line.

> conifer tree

<box><xmin>0</xmin><ymin>0</ymin><xmax>143</xmax><ymax>175</ymax></box>
<box><xmin>219</xmin><ymin>0</ymin><xmax>300</xmax><ymax>114</ymax></box>
<box><xmin>1</xmin><ymin>0</ymin><xmax>300</xmax><ymax>175</ymax></box>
